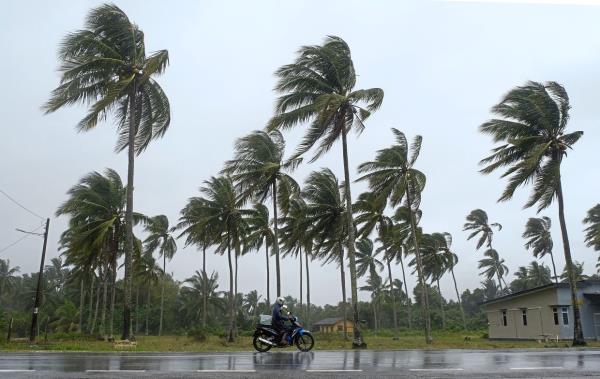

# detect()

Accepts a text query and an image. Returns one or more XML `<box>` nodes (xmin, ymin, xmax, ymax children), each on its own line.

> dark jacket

<box><xmin>272</xmin><ymin>303</ymin><xmax>287</xmax><ymax>330</ymax></box>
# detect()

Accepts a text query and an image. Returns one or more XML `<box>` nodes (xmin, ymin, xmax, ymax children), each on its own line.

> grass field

<box><xmin>1</xmin><ymin>330</ymin><xmax>598</xmax><ymax>352</ymax></box>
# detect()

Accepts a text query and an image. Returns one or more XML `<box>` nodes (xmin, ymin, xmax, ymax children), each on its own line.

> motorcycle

<box><xmin>252</xmin><ymin>313</ymin><xmax>315</xmax><ymax>352</ymax></box>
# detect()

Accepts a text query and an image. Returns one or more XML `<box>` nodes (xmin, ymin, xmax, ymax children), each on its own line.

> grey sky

<box><xmin>1</xmin><ymin>0</ymin><xmax>599</xmax><ymax>306</ymax></box>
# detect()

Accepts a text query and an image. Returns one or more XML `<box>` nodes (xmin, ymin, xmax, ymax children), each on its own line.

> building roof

<box><xmin>481</xmin><ymin>280</ymin><xmax>600</xmax><ymax>306</ymax></box>
<box><xmin>313</xmin><ymin>317</ymin><xmax>345</xmax><ymax>326</ymax></box>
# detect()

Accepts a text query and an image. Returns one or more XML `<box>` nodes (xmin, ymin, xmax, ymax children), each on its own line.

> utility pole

<box><xmin>29</xmin><ymin>218</ymin><xmax>49</xmax><ymax>343</ymax></box>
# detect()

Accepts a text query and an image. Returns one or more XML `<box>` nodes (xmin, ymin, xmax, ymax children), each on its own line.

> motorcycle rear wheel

<box><xmin>294</xmin><ymin>332</ymin><xmax>314</xmax><ymax>352</ymax></box>
<box><xmin>253</xmin><ymin>334</ymin><xmax>273</xmax><ymax>352</ymax></box>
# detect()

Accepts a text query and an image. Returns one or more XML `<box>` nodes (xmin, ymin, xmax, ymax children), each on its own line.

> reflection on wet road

<box><xmin>0</xmin><ymin>349</ymin><xmax>599</xmax><ymax>377</ymax></box>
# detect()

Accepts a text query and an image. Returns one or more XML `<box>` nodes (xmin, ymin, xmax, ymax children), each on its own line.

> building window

<box><xmin>501</xmin><ymin>310</ymin><xmax>507</xmax><ymax>326</ymax></box>
<box><xmin>521</xmin><ymin>309</ymin><xmax>528</xmax><ymax>326</ymax></box>
<box><xmin>552</xmin><ymin>307</ymin><xmax>559</xmax><ymax>325</ymax></box>
<box><xmin>562</xmin><ymin>307</ymin><xmax>569</xmax><ymax>325</ymax></box>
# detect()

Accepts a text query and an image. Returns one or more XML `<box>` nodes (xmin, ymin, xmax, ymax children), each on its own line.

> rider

<box><xmin>272</xmin><ymin>297</ymin><xmax>291</xmax><ymax>345</ymax></box>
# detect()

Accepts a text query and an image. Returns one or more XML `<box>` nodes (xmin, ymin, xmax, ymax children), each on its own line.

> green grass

<box><xmin>1</xmin><ymin>331</ymin><xmax>599</xmax><ymax>352</ymax></box>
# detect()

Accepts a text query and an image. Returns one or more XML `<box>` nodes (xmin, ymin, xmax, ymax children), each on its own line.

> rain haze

<box><xmin>1</xmin><ymin>0</ymin><xmax>599</xmax><ymax>307</ymax></box>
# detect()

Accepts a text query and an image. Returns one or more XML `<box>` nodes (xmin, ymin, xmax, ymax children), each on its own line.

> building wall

<box><xmin>318</xmin><ymin>320</ymin><xmax>354</xmax><ymax>333</ymax></box>
<box><xmin>559</xmin><ymin>283</ymin><xmax>600</xmax><ymax>340</ymax></box>
<box><xmin>486</xmin><ymin>288</ymin><xmax>560</xmax><ymax>339</ymax></box>
<box><xmin>556</xmin><ymin>288</ymin><xmax>575</xmax><ymax>339</ymax></box>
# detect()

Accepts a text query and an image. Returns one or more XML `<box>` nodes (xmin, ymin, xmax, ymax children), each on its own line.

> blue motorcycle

<box><xmin>253</xmin><ymin>314</ymin><xmax>315</xmax><ymax>352</ymax></box>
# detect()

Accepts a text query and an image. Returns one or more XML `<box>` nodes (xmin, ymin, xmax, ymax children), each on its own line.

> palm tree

<box><xmin>356</xmin><ymin>128</ymin><xmax>431</xmax><ymax>343</ymax></box>
<box><xmin>464</xmin><ymin>209</ymin><xmax>507</xmax><ymax>290</ymax></box>
<box><xmin>560</xmin><ymin>261</ymin><xmax>588</xmax><ymax>283</ymax></box>
<box><xmin>44</xmin><ymin>4</ymin><xmax>171</xmax><ymax>340</ymax></box>
<box><xmin>135</xmin><ymin>252</ymin><xmax>161</xmax><ymax>335</ymax></box>
<box><xmin>431</xmin><ymin>233</ymin><xmax>467</xmax><ymax>330</ymax></box>
<box><xmin>478</xmin><ymin>249</ymin><xmax>509</xmax><ymax>292</ymax></box>
<box><xmin>245</xmin><ymin>204</ymin><xmax>275</xmax><ymax>307</ymax></box>
<box><xmin>0</xmin><ymin>259</ymin><xmax>20</xmax><ymax>304</ymax></box>
<box><xmin>354</xmin><ymin>192</ymin><xmax>399</xmax><ymax>336</ymax></box>
<box><xmin>523</xmin><ymin>217</ymin><xmax>558</xmax><ymax>283</ymax></box>
<box><xmin>180</xmin><ymin>270</ymin><xmax>226</xmax><ymax>326</ymax></box>
<box><xmin>180</xmin><ymin>176</ymin><xmax>251</xmax><ymax>342</ymax></box>
<box><xmin>479</xmin><ymin>81</ymin><xmax>585</xmax><ymax>345</ymax></box>
<box><xmin>222</xmin><ymin>130</ymin><xmax>300</xmax><ymax>297</ymax></box>
<box><xmin>279</xmin><ymin>197</ymin><xmax>312</xmax><ymax>320</ymax></box>
<box><xmin>303</xmin><ymin>169</ymin><xmax>350</xmax><ymax>338</ymax></box>
<box><xmin>527</xmin><ymin>261</ymin><xmax>552</xmax><ymax>287</ymax></box>
<box><xmin>243</xmin><ymin>290</ymin><xmax>262</xmax><ymax>320</ymax></box>
<box><xmin>268</xmin><ymin>36</ymin><xmax>384</xmax><ymax>347</ymax></box>
<box><xmin>356</xmin><ymin>239</ymin><xmax>384</xmax><ymax>280</ymax></box>
<box><xmin>143</xmin><ymin>215</ymin><xmax>177</xmax><ymax>336</ymax></box>
<box><xmin>583</xmin><ymin>204</ymin><xmax>600</xmax><ymax>272</ymax></box>
<box><xmin>360</xmin><ymin>272</ymin><xmax>386</xmax><ymax>331</ymax></box>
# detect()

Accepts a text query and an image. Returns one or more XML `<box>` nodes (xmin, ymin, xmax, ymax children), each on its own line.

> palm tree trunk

<box><xmin>108</xmin><ymin>255</ymin><xmax>117</xmax><ymax>340</ymax></box>
<box><xmin>159</xmin><ymin>255</ymin><xmax>165</xmax><ymax>336</ymax></box>
<box><xmin>88</xmin><ymin>273</ymin><xmax>95</xmax><ymax>334</ymax></box>
<box><xmin>135</xmin><ymin>287</ymin><xmax>140</xmax><ymax>334</ymax></box>
<box><xmin>145</xmin><ymin>287</ymin><xmax>150</xmax><ymax>336</ymax></box>
<box><xmin>340</xmin><ymin>120</ymin><xmax>363</xmax><ymax>347</ymax></box>
<box><xmin>372</xmin><ymin>300</ymin><xmax>377</xmax><ymax>331</ymax></box>
<box><xmin>234</xmin><ymin>245</ymin><xmax>239</xmax><ymax>338</ymax></box>
<box><xmin>386</xmin><ymin>258</ymin><xmax>398</xmax><ymax>337</ymax></box>
<box><xmin>203</xmin><ymin>245</ymin><xmax>207</xmax><ymax>328</ymax></box>
<box><xmin>451</xmin><ymin>266</ymin><xmax>467</xmax><ymax>330</ymax></box>
<box><xmin>556</xmin><ymin>176</ymin><xmax>585</xmax><ymax>346</ymax></box>
<box><xmin>100</xmin><ymin>266</ymin><xmax>108</xmax><ymax>340</ymax></box>
<box><xmin>265</xmin><ymin>242</ymin><xmax>270</xmax><ymax>307</ymax></box>
<box><xmin>437</xmin><ymin>279</ymin><xmax>446</xmax><ymax>329</ymax></box>
<box><xmin>299</xmin><ymin>246</ymin><xmax>303</xmax><ymax>316</ymax></box>
<box><xmin>398</xmin><ymin>252</ymin><xmax>412</xmax><ymax>329</ymax></box>
<box><xmin>227</xmin><ymin>235</ymin><xmax>235</xmax><ymax>342</ymax></box>
<box><xmin>78</xmin><ymin>278</ymin><xmax>85</xmax><ymax>333</ymax></box>
<box><xmin>122</xmin><ymin>82</ymin><xmax>137</xmax><ymax>341</ymax></box>
<box><xmin>339</xmin><ymin>246</ymin><xmax>348</xmax><ymax>340</ymax></box>
<box><xmin>305</xmin><ymin>250</ymin><xmax>311</xmax><ymax>327</ymax></box>
<box><xmin>272</xmin><ymin>182</ymin><xmax>281</xmax><ymax>297</ymax></box>
<box><xmin>406</xmin><ymin>190</ymin><xmax>432</xmax><ymax>344</ymax></box>
<box><xmin>90</xmin><ymin>274</ymin><xmax>102</xmax><ymax>335</ymax></box>
<box><xmin>549</xmin><ymin>252</ymin><xmax>559</xmax><ymax>284</ymax></box>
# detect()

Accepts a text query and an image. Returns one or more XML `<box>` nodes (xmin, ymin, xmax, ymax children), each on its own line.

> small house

<box><xmin>482</xmin><ymin>280</ymin><xmax>600</xmax><ymax>340</ymax></box>
<box><xmin>313</xmin><ymin>317</ymin><xmax>354</xmax><ymax>333</ymax></box>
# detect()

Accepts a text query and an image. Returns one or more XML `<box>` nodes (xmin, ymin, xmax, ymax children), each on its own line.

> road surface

<box><xmin>0</xmin><ymin>349</ymin><xmax>599</xmax><ymax>378</ymax></box>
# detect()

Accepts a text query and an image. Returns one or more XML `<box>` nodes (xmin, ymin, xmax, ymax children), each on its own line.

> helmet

<box><xmin>276</xmin><ymin>297</ymin><xmax>285</xmax><ymax>305</ymax></box>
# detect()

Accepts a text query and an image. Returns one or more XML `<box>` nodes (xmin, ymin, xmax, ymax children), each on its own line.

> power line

<box><xmin>0</xmin><ymin>189</ymin><xmax>45</xmax><ymax>220</ymax></box>
<box><xmin>0</xmin><ymin>224</ymin><xmax>45</xmax><ymax>255</ymax></box>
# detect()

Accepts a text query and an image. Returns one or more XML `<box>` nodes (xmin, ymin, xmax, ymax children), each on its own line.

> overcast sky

<box><xmin>1</xmin><ymin>0</ymin><xmax>599</xmax><ymax>306</ymax></box>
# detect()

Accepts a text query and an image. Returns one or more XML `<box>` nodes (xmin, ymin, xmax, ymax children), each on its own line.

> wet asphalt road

<box><xmin>0</xmin><ymin>349</ymin><xmax>599</xmax><ymax>378</ymax></box>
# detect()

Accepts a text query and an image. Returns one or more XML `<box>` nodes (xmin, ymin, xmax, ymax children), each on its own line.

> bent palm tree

<box><xmin>143</xmin><ymin>215</ymin><xmax>177</xmax><ymax>336</ymax></box>
<box><xmin>523</xmin><ymin>217</ymin><xmax>558</xmax><ymax>283</ymax></box>
<box><xmin>583</xmin><ymin>205</ymin><xmax>600</xmax><ymax>273</ymax></box>
<box><xmin>222</xmin><ymin>130</ymin><xmax>300</xmax><ymax>297</ymax></box>
<box><xmin>45</xmin><ymin>4</ymin><xmax>171</xmax><ymax>339</ymax></box>
<box><xmin>479</xmin><ymin>81</ymin><xmax>584</xmax><ymax>345</ymax></box>
<box><xmin>356</xmin><ymin>128</ymin><xmax>431</xmax><ymax>343</ymax></box>
<box><xmin>245</xmin><ymin>203</ymin><xmax>275</xmax><ymax>307</ymax></box>
<box><xmin>478</xmin><ymin>249</ymin><xmax>509</xmax><ymax>291</ymax></box>
<box><xmin>268</xmin><ymin>36</ymin><xmax>384</xmax><ymax>347</ymax></box>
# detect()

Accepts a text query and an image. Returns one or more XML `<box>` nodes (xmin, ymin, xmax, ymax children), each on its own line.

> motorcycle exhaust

<box><xmin>258</xmin><ymin>337</ymin><xmax>277</xmax><ymax>346</ymax></box>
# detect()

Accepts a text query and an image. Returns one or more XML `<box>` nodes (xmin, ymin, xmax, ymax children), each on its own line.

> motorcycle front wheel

<box><xmin>294</xmin><ymin>332</ymin><xmax>314</xmax><ymax>352</ymax></box>
<box><xmin>253</xmin><ymin>333</ymin><xmax>273</xmax><ymax>352</ymax></box>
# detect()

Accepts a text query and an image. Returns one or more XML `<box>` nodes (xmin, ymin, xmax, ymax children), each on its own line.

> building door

<box><xmin>594</xmin><ymin>313</ymin><xmax>600</xmax><ymax>340</ymax></box>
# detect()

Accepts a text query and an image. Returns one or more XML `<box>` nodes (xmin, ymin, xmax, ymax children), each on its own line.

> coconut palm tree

<box><xmin>583</xmin><ymin>204</ymin><xmax>600</xmax><ymax>272</ymax></box>
<box><xmin>523</xmin><ymin>217</ymin><xmax>558</xmax><ymax>283</ymax></box>
<box><xmin>303</xmin><ymin>169</ymin><xmax>350</xmax><ymax>338</ymax></box>
<box><xmin>143</xmin><ymin>215</ymin><xmax>177</xmax><ymax>336</ymax></box>
<box><xmin>180</xmin><ymin>270</ymin><xmax>225</xmax><ymax>325</ymax></box>
<box><xmin>464</xmin><ymin>209</ymin><xmax>502</xmax><ymax>250</ymax></box>
<box><xmin>359</xmin><ymin>271</ymin><xmax>386</xmax><ymax>331</ymax></box>
<box><xmin>527</xmin><ymin>261</ymin><xmax>552</xmax><ymax>287</ymax></box>
<box><xmin>179</xmin><ymin>176</ymin><xmax>251</xmax><ymax>342</ymax></box>
<box><xmin>222</xmin><ymin>130</ymin><xmax>300</xmax><ymax>297</ymax></box>
<box><xmin>431</xmin><ymin>233</ymin><xmax>467</xmax><ymax>330</ymax></box>
<box><xmin>44</xmin><ymin>4</ymin><xmax>171</xmax><ymax>339</ymax></box>
<box><xmin>268</xmin><ymin>36</ymin><xmax>384</xmax><ymax>347</ymax></box>
<box><xmin>560</xmin><ymin>261</ymin><xmax>588</xmax><ymax>283</ymax></box>
<box><xmin>243</xmin><ymin>290</ymin><xmax>262</xmax><ymax>320</ymax></box>
<box><xmin>134</xmin><ymin>252</ymin><xmax>161</xmax><ymax>335</ymax></box>
<box><xmin>356</xmin><ymin>128</ymin><xmax>431</xmax><ymax>343</ymax></box>
<box><xmin>245</xmin><ymin>204</ymin><xmax>275</xmax><ymax>307</ymax></box>
<box><xmin>479</xmin><ymin>81</ymin><xmax>585</xmax><ymax>345</ymax></box>
<box><xmin>279</xmin><ymin>197</ymin><xmax>313</xmax><ymax>320</ymax></box>
<box><xmin>0</xmin><ymin>259</ymin><xmax>20</xmax><ymax>304</ymax></box>
<box><xmin>354</xmin><ymin>192</ymin><xmax>399</xmax><ymax>335</ymax></box>
<box><xmin>356</xmin><ymin>239</ymin><xmax>384</xmax><ymax>280</ymax></box>
<box><xmin>478</xmin><ymin>249</ymin><xmax>509</xmax><ymax>293</ymax></box>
